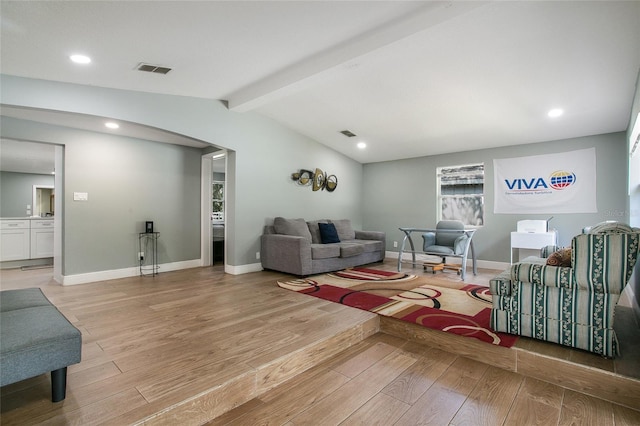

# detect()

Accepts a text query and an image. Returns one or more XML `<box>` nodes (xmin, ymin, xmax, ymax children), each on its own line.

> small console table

<box><xmin>397</xmin><ymin>227</ymin><xmax>477</xmax><ymax>280</ymax></box>
<box><xmin>510</xmin><ymin>231</ymin><xmax>557</xmax><ymax>264</ymax></box>
<box><xmin>138</xmin><ymin>232</ymin><xmax>160</xmax><ymax>276</ymax></box>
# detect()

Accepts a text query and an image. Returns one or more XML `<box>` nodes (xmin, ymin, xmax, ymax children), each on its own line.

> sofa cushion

<box><xmin>331</xmin><ymin>219</ymin><xmax>356</xmax><ymax>241</ymax></box>
<box><xmin>349</xmin><ymin>239</ymin><xmax>383</xmax><ymax>253</ymax></box>
<box><xmin>339</xmin><ymin>243</ymin><xmax>364</xmax><ymax>258</ymax></box>
<box><xmin>311</xmin><ymin>244</ymin><xmax>341</xmax><ymax>260</ymax></box>
<box><xmin>307</xmin><ymin>220</ymin><xmax>329</xmax><ymax>244</ymax></box>
<box><xmin>273</xmin><ymin>217</ymin><xmax>312</xmax><ymax>242</ymax></box>
<box><xmin>520</xmin><ymin>256</ymin><xmax>548</xmax><ymax>265</ymax></box>
<box><xmin>319</xmin><ymin>223</ymin><xmax>340</xmax><ymax>244</ymax></box>
<box><xmin>423</xmin><ymin>245</ymin><xmax>455</xmax><ymax>255</ymax></box>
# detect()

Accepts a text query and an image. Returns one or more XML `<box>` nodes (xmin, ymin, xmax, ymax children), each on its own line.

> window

<box><xmin>212</xmin><ymin>181</ymin><xmax>224</xmax><ymax>221</ymax></box>
<box><xmin>437</xmin><ymin>163</ymin><xmax>484</xmax><ymax>226</ymax></box>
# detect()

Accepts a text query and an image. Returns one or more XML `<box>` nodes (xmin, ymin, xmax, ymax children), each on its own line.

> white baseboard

<box><xmin>61</xmin><ymin>259</ymin><xmax>202</xmax><ymax>286</ymax></box>
<box><xmin>59</xmin><ymin>254</ymin><xmax>510</xmax><ymax>286</ymax></box>
<box><xmin>475</xmin><ymin>259</ymin><xmax>511</xmax><ymax>271</ymax></box>
<box><xmin>225</xmin><ymin>262</ymin><xmax>263</xmax><ymax>275</ymax></box>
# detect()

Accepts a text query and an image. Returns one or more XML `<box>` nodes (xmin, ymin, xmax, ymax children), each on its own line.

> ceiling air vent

<box><xmin>340</xmin><ymin>130</ymin><xmax>357</xmax><ymax>137</ymax></box>
<box><xmin>136</xmin><ymin>63</ymin><xmax>172</xmax><ymax>75</ymax></box>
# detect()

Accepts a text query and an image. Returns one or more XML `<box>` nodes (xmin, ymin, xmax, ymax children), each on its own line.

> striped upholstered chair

<box><xmin>490</xmin><ymin>223</ymin><xmax>640</xmax><ymax>357</ymax></box>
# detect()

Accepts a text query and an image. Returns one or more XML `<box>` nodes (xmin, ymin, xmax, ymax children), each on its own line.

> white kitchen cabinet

<box><xmin>0</xmin><ymin>218</ymin><xmax>54</xmax><ymax>261</ymax></box>
<box><xmin>30</xmin><ymin>219</ymin><xmax>54</xmax><ymax>259</ymax></box>
<box><xmin>0</xmin><ymin>219</ymin><xmax>31</xmax><ymax>261</ymax></box>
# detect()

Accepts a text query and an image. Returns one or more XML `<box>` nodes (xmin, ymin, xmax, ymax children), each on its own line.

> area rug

<box><xmin>277</xmin><ymin>267</ymin><xmax>518</xmax><ymax>348</ymax></box>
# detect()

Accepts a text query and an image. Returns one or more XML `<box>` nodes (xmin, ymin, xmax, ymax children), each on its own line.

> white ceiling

<box><xmin>1</xmin><ymin>1</ymin><xmax>639</xmax><ymax>169</ymax></box>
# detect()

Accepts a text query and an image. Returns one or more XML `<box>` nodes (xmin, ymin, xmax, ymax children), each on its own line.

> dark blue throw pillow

<box><xmin>318</xmin><ymin>222</ymin><xmax>340</xmax><ymax>244</ymax></box>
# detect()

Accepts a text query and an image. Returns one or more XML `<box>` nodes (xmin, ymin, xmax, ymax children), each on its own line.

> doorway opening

<box><xmin>0</xmin><ymin>141</ymin><xmax>62</xmax><ymax>281</ymax></box>
<box><xmin>211</xmin><ymin>154</ymin><xmax>226</xmax><ymax>265</ymax></box>
<box><xmin>201</xmin><ymin>151</ymin><xmax>227</xmax><ymax>268</ymax></box>
<box><xmin>32</xmin><ymin>185</ymin><xmax>55</xmax><ymax>217</ymax></box>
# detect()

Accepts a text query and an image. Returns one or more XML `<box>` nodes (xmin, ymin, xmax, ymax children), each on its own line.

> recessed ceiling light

<box><xmin>104</xmin><ymin>122</ymin><xmax>119</xmax><ymax>129</ymax></box>
<box><xmin>70</xmin><ymin>54</ymin><xmax>91</xmax><ymax>64</ymax></box>
<box><xmin>548</xmin><ymin>108</ymin><xmax>564</xmax><ymax>118</ymax></box>
<box><xmin>357</xmin><ymin>142</ymin><xmax>367</xmax><ymax>149</ymax></box>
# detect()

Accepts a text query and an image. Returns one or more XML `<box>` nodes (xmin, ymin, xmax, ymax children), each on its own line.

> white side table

<box><xmin>510</xmin><ymin>231</ymin><xmax>557</xmax><ymax>264</ymax></box>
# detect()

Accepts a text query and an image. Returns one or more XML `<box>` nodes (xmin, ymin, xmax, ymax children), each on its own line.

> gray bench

<box><xmin>1</xmin><ymin>288</ymin><xmax>82</xmax><ymax>402</ymax></box>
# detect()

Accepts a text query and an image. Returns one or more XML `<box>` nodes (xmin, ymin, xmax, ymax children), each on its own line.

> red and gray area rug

<box><xmin>277</xmin><ymin>267</ymin><xmax>517</xmax><ymax>348</ymax></box>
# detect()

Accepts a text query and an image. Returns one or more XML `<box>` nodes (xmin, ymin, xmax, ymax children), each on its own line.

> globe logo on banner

<box><xmin>549</xmin><ymin>170</ymin><xmax>576</xmax><ymax>190</ymax></box>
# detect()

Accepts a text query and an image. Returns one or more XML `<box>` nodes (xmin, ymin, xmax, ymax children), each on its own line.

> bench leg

<box><xmin>51</xmin><ymin>367</ymin><xmax>67</xmax><ymax>402</ymax></box>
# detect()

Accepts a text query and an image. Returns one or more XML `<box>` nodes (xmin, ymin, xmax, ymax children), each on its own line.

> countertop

<box><xmin>1</xmin><ymin>217</ymin><xmax>54</xmax><ymax>220</ymax></box>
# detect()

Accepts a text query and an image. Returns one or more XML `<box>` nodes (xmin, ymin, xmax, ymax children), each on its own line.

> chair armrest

<box><xmin>510</xmin><ymin>263</ymin><xmax>574</xmax><ymax>289</ymax></box>
<box><xmin>260</xmin><ymin>234</ymin><xmax>312</xmax><ymax>275</ymax></box>
<box><xmin>421</xmin><ymin>232</ymin><xmax>436</xmax><ymax>251</ymax></box>
<box><xmin>453</xmin><ymin>234</ymin><xmax>470</xmax><ymax>255</ymax></box>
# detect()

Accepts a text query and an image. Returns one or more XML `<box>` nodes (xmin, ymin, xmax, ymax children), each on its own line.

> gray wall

<box><xmin>628</xmin><ymin>71</ymin><xmax>640</xmax><ymax>228</ymax></box>
<box><xmin>63</xmin><ymin>130</ymin><xmax>202</xmax><ymax>275</ymax></box>
<box><xmin>0</xmin><ymin>171</ymin><xmax>54</xmax><ymax>217</ymax></box>
<box><xmin>363</xmin><ymin>132</ymin><xmax>628</xmax><ymax>263</ymax></box>
<box><xmin>627</xmin><ymin>69</ymin><xmax>640</xmax><ymax>313</ymax></box>
<box><xmin>0</xmin><ymin>74</ymin><xmax>364</xmax><ymax>275</ymax></box>
<box><xmin>1</xmin><ymin>117</ymin><xmax>202</xmax><ymax>275</ymax></box>
<box><xmin>2</xmin><ymin>74</ymin><xmax>631</xmax><ymax>277</ymax></box>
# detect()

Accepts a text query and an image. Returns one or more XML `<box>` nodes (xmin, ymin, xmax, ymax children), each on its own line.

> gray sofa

<box><xmin>1</xmin><ymin>288</ymin><xmax>82</xmax><ymax>402</ymax></box>
<box><xmin>261</xmin><ymin>217</ymin><xmax>386</xmax><ymax>276</ymax></box>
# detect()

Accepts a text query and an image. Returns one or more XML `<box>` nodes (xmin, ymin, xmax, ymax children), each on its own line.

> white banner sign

<box><xmin>493</xmin><ymin>148</ymin><xmax>597</xmax><ymax>214</ymax></box>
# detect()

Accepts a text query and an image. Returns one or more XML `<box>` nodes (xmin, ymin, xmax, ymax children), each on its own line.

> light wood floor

<box><xmin>1</xmin><ymin>260</ymin><xmax>639</xmax><ymax>425</ymax></box>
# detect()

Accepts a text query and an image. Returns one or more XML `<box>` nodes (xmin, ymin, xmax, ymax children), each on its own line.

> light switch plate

<box><xmin>73</xmin><ymin>192</ymin><xmax>88</xmax><ymax>201</ymax></box>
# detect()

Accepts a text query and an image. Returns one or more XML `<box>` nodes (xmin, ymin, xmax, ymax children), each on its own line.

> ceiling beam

<box><xmin>227</xmin><ymin>1</ymin><xmax>490</xmax><ymax>112</ymax></box>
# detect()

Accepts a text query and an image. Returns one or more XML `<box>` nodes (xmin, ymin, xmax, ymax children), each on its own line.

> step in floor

<box><xmin>0</xmin><ymin>269</ymin><xmax>379</xmax><ymax>425</ymax></box>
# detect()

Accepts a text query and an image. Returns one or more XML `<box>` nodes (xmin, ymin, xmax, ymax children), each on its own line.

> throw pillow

<box><xmin>546</xmin><ymin>247</ymin><xmax>572</xmax><ymax>267</ymax></box>
<box><xmin>273</xmin><ymin>217</ymin><xmax>312</xmax><ymax>242</ymax></box>
<box><xmin>331</xmin><ymin>219</ymin><xmax>356</xmax><ymax>240</ymax></box>
<box><xmin>307</xmin><ymin>220</ymin><xmax>330</xmax><ymax>244</ymax></box>
<box><xmin>318</xmin><ymin>222</ymin><xmax>341</xmax><ymax>244</ymax></box>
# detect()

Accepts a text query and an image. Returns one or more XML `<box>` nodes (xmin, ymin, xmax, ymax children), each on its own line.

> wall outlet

<box><xmin>138</xmin><ymin>252</ymin><xmax>144</xmax><ymax>261</ymax></box>
<box><xmin>393</xmin><ymin>241</ymin><xmax>398</xmax><ymax>248</ymax></box>
<box><xmin>256</xmin><ymin>251</ymin><xmax>260</xmax><ymax>260</ymax></box>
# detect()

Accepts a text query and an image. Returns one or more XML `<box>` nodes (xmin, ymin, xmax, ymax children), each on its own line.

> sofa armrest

<box><xmin>260</xmin><ymin>234</ymin><xmax>312</xmax><ymax>276</ymax></box>
<box><xmin>489</xmin><ymin>269</ymin><xmax>512</xmax><ymax>297</ymax></box>
<box><xmin>510</xmin><ymin>262</ymin><xmax>574</xmax><ymax>290</ymax></box>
